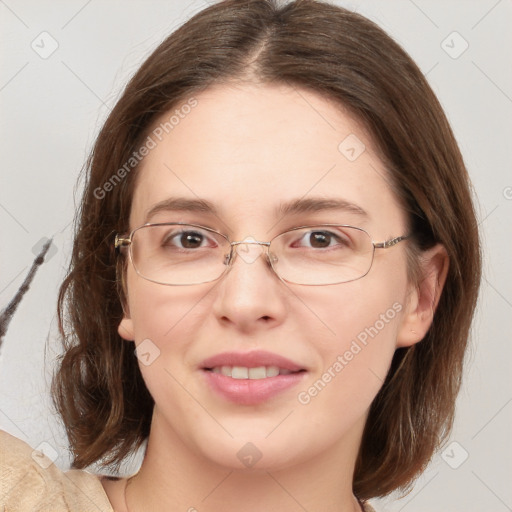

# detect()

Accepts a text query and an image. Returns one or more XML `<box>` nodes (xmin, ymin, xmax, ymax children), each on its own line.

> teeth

<box><xmin>231</xmin><ymin>366</ymin><xmax>248</xmax><ymax>379</ymax></box>
<box><xmin>248</xmin><ymin>366</ymin><xmax>266</xmax><ymax>379</ymax></box>
<box><xmin>210</xmin><ymin>365</ymin><xmax>290</xmax><ymax>379</ymax></box>
<box><xmin>264</xmin><ymin>366</ymin><xmax>280</xmax><ymax>378</ymax></box>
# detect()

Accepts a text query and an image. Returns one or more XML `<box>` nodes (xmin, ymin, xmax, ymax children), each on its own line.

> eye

<box><xmin>294</xmin><ymin>230</ymin><xmax>348</xmax><ymax>249</ymax></box>
<box><xmin>163</xmin><ymin>229</ymin><xmax>215</xmax><ymax>249</ymax></box>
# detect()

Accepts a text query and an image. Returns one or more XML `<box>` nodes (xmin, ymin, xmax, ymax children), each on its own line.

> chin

<box><xmin>189</xmin><ymin>427</ymin><xmax>317</xmax><ymax>473</ymax></box>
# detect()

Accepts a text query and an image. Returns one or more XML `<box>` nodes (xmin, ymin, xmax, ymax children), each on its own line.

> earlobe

<box><xmin>396</xmin><ymin>244</ymin><xmax>449</xmax><ymax>348</ymax></box>
<box><xmin>118</xmin><ymin>315</ymin><xmax>135</xmax><ymax>341</ymax></box>
<box><xmin>118</xmin><ymin>294</ymin><xmax>134</xmax><ymax>341</ymax></box>
<box><xmin>117</xmin><ymin>268</ymin><xmax>134</xmax><ymax>341</ymax></box>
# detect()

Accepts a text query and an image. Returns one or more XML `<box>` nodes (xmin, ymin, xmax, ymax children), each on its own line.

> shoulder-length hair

<box><xmin>53</xmin><ymin>0</ymin><xmax>481</xmax><ymax>500</ymax></box>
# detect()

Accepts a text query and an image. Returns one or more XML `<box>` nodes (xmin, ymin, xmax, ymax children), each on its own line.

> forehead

<box><xmin>130</xmin><ymin>82</ymin><xmax>405</xmax><ymax>235</ymax></box>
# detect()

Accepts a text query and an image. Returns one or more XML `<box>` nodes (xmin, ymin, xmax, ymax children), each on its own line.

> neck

<box><xmin>124</xmin><ymin>408</ymin><xmax>365</xmax><ymax>512</ymax></box>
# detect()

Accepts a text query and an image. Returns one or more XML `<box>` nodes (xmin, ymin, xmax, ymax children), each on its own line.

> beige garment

<box><xmin>1</xmin><ymin>429</ymin><xmax>113</xmax><ymax>511</ymax></box>
<box><xmin>1</xmin><ymin>429</ymin><xmax>376</xmax><ymax>512</ymax></box>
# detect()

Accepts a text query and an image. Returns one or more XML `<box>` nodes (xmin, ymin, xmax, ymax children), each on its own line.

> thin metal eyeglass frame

<box><xmin>114</xmin><ymin>222</ymin><xmax>410</xmax><ymax>286</ymax></box>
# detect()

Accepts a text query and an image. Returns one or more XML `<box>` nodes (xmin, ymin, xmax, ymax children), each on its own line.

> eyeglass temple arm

<box><xmin>114</xmin><ymin>234</ymin><xmax>131</xmax><ymax>251</ymax></box>
<box><xmin>373</xmin><ymin>235</ymin><xmax>409</xmax><ymax>249</ymax></box>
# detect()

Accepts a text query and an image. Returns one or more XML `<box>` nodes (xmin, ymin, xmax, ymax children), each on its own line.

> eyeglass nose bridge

<box><xmin>224</xmin><ymin>239</ymin><xmax>277</xmax><ymax>267</ymax></box>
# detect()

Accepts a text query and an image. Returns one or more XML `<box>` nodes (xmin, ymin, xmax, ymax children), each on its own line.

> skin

<box><xmin>102</xmin><ymin>82</ymin><xmax>448</xmax><ymax>512</ymax></box>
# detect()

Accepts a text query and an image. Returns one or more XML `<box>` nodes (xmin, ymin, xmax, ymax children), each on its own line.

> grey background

<box><xmin>1</xmin><ymin>1</ymin><xmax>511</xmax><ymax>511</ymax></box>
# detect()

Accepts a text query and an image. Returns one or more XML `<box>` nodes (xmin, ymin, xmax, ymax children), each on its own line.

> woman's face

<box><xmin>119</xmin><ymin>82</ymin><xmax>415</xmax><ymax>471</ymax></box>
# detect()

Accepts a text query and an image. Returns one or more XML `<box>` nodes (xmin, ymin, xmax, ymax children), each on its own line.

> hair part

<box><xmin>53</xmin><ymin>0</ymin><xmax>481</xmax><ymax>499</ymax></box>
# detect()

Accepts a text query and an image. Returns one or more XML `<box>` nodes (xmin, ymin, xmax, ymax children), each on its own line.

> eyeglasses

<box><xmin>115</xmin><ymin>223</ymin><xmax>409</xmax><ymax>286</ymax></box>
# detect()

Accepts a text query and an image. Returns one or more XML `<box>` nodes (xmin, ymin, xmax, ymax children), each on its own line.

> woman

<box><xmin>1</xmin><ymin>0</ymin><xmax>481</xmax><ymax>510</ymax></box>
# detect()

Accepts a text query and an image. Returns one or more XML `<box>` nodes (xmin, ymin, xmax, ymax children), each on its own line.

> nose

<box><xmin>212</xmin><ymin>239</ymin><xmax>288</xmax><ymax>332</ymax></box>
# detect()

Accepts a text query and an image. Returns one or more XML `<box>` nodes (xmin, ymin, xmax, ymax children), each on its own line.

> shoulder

<box><xmin>0</xmin><ymin>429</ymin><xmax>113</xmax><ymax>511</ymax></box>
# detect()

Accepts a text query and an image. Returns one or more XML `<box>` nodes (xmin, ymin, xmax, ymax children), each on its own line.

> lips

<box><xmin>200</xmin><ymin>350</ymin><xmax>307</xmax><ymax>405</ymax></box>
<box><xmin>200</xmin><ymin>350</ymin><xmax>306</xmax><ymax>373</ymax></box>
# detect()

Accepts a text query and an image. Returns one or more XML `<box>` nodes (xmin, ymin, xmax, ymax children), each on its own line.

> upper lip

<box><xmin>201</xmin><ymin>350</ymin><xmax>306</xmax><ymax>372</ymax></box>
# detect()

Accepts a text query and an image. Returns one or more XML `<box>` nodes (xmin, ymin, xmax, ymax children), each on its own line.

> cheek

<box><xmin>127</xmin><ymin>270</ymin><xmax>207</xmax><ymax>342</ymax></box>
<box><xmin>125</xmin><ymin>275</ymin><xmax>209</xmax><ymax>407</ymax></box>
<box><xmin>125</xmin><ymin>273</ymin><xmax>217</xmax><ymax>390</ymax></box>
<box><xmin>294</xmin><ymin>266</ymin><xmax>407</xmax><ymax>405</ymax></box>
<box><xmin>295</xmin><ymin>294</ymin><xmax>402</xmax><ymax>437</ymax></box>
<box><xmin>300</xmin><ymin>270</ymin><xmax>405</xmax><ymax>349</ymax></box>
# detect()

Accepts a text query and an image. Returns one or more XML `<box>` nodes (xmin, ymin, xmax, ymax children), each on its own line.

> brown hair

<box><xmin>53</xmin><ymin>0</ymin><xmax>481</xmax><ymax>500</ymax></box>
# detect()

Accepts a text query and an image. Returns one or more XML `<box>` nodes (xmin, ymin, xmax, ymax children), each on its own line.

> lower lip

<box><xmin>202</xmin><ymin>370</ymin><xmax>307</xmax><ymax>405</ymax></box>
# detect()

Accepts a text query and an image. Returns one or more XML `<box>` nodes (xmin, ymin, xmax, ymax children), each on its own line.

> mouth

<box><xmin>203</xmin><ymin>365</ymin><xmax>306</xmax><ymax>379</ymax></box>
<box><xmin>200</xmin><ymin>351</ymin><xmax>308</xmax><ymax>405</ymax></box>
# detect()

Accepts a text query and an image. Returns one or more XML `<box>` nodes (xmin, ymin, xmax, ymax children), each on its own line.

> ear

<box><xmin>396</xmin><ymin>244</ymin><xmax>449</xmax><ymax>348</ymax></box>
<box><xmin>117</xmin><ymin>259</ymin><xmax>134</xmax><ymax>341</ymax></box>
<box><xmin>118</xmin><ymin>301</ymin><xmax>135</xmax><ymax>341</ymax></box>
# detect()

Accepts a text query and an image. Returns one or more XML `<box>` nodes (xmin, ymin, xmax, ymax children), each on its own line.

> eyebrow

<box><xmin>144</xmin><ymin>196</ymin><xmax>368</xmax><ymax>223</ymax></box>
<box><xmin>276</xmin><ymin>197</ymin><xmax>368</xmax><ymax>218</ymax></box>
<box><xmin>145</xmin><ymin>197</ymin><xmax>218</xmax><ymax>223</ymax></box>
